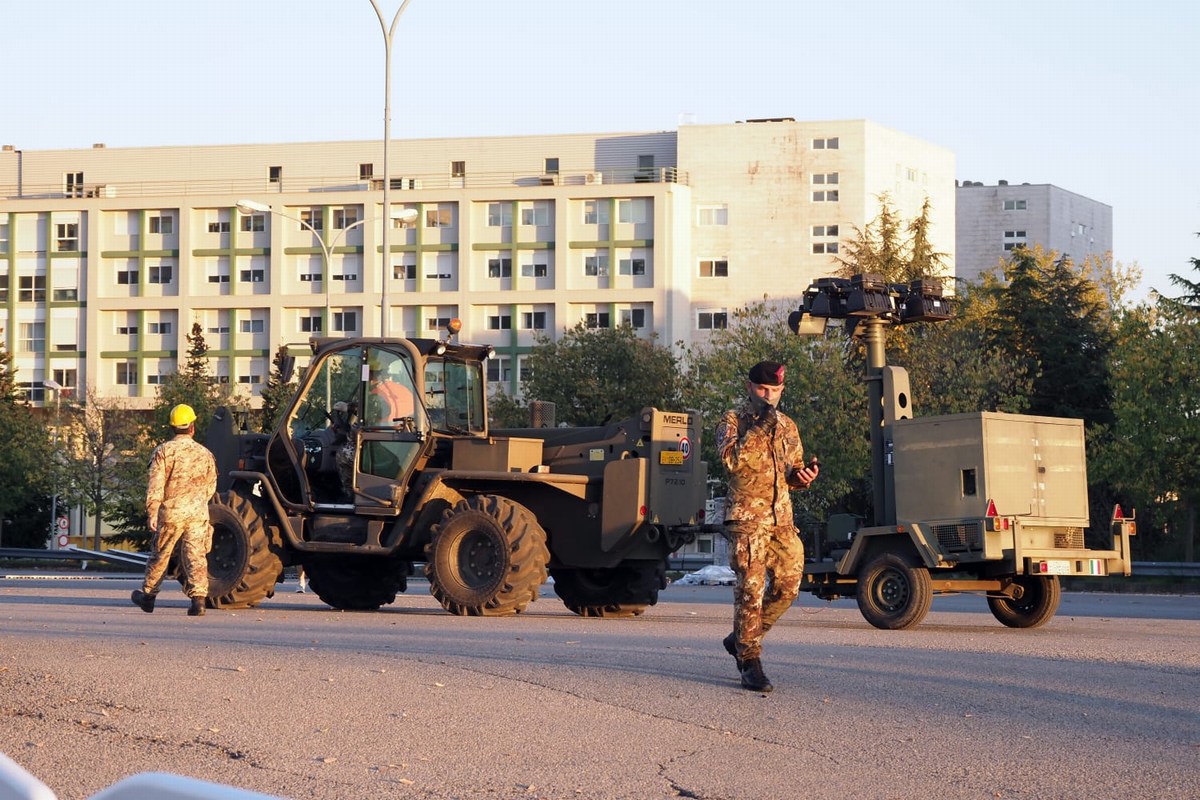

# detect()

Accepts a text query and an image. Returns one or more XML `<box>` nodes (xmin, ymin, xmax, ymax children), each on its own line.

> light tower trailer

<box><xmin>788</xmin><ymin>276</ymin><xmax>1135</xmax><ymax>630</ymax></box>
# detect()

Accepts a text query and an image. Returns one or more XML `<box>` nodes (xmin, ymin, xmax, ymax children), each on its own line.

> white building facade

<box><xmin>0</xmin><ymin>119</ymin><xmax>955</xmax><ymax>408</ymax></box>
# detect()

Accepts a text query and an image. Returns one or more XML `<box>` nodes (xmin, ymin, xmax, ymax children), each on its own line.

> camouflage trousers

<box><xmin>727</xmin><ymin>521</ymin><xmax>805</xmax><ymax>661</ymax></box>
<box><xmin>142</xmin><ymin>517</ymin><xmax>213</xmax><ymax>599</ymax></box>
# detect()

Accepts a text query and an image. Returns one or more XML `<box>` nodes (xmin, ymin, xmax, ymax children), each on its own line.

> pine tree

<box><xmin>259</xmin><ymin>344</ymin><xmax>298</xmax><ymax>433</ymax></box>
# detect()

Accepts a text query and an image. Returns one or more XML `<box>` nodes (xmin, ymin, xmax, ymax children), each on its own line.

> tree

<box><xmin>984</xmin><ymin>246</ymin><xmax>1117</xmax><ymax>427</ymax></box>
<box><xmin>520</xmin><ymin>322</ymin><xmax>683</xmax><ymax>427</ymax></box>
<box><xmin>58</xmin><ymin>390</ymin><xmax>148</xmax><ymax>550</ymax></box>
<box><xmin>153</xmin><ymin>322</ymin><xmax>224</xmax><ymax>442</ymax></box>
<box><xmin>679</xmin><ymin>299</ymin><xmax>870</xmax><ymax>526</ymax></box>
<box><xmin>836</xmin><ymin>193</ymin><xmax>949</xmax><ymax>285</ymax></box>
<box><xmin>0</xmin><ymin>340</ymin><xmax>53</xmax><ymax>539</ymax></box>
<box><xmin>259</xmin><ymin>344</ymin><xmax>298</xmax><ymax>433</ymax></box>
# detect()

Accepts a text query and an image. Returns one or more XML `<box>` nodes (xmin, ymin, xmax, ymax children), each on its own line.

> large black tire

<box><xmin>856</xmin><ymin>552</ymin><xmax>933</xmax><ymax>630</ymax></box>
<box><xmin>551</xmin><ymin>560</ymin><xmax>667</xmax><ymax>618</ymax></box>
<box><xmin>425</xmin><ymin>495</ymin><xmax>549</xmax><ymax>616</ymax></box>
<box><xmin>205</xmin><ymin>490</ymin><xmax>285</xmax><ymax>609</ymax></box>
<box><xmin>988</xmin><ymin>575</ymin><xmax>1061</xmax><ymax>628</ymax></box>
<box><xmin>306</xmin><ymin>555</ymin><xmax>410</xmax><ymax>611</ymax></box>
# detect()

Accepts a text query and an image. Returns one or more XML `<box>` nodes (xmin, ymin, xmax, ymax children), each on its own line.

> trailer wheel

<box><xmin>987</xmin><ymin>575</ymin><xmax>1061</xmax><ymax>628</ymax></box>
<box><xmin>550</xmin><ymin>560</ymin><xmax>667</xmax><ymax>618</ymax></box>
<box><xmin>425</xmin><ymin>495</ymin><xmax>549</xmax><ymax>616</ymax></box>
<box><xmin>205</xmin><ymin>490</ymin><xmax>285</xmax><ymax>609</ymax></box>
<box><xmin>856</xmin><ymin>553</ymin><xmax>932</xmax><ymax>630</ymax></box>
<box><xmin>306</xmin><ymin>555</ymin><xmax>410</xmax><ymax>611</ymax></box>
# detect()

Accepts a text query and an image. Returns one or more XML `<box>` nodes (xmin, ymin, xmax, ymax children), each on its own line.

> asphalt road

<box><xmin>1</xmin><ymin>576</ymin><xmax>1197</xmax><ymax>800</ymax></box>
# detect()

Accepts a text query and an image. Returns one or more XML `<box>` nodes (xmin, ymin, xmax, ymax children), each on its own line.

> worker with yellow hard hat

<box><xmin>132</xmin><ymin>403</ymin><xmax>218</xmax><ymax>617</ymax></box>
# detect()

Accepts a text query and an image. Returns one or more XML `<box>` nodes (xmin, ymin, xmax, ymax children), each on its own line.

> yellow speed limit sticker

<box><xmin>659</xmin><ymin>450</ymin><xmax>684</xmax><ymax>465</ymax></box>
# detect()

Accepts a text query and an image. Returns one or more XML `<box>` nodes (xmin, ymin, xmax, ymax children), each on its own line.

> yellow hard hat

<box><xmin>169</xmin><ymin>403</ymin><xmax>197</xmax><ymax>427</ymax></box>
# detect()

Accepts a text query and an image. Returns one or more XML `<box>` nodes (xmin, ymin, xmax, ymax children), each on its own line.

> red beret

<box><xmin>748</xmin><ymin>361</ymin><xmax>785</xmax><ymax>386</ymax></box>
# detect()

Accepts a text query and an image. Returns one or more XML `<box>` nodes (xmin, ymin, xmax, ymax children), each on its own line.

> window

<box><xmin>521</xmin><ymin>262</ymin><xmax>547</xmax><ymax>278</ymax></box>
<box><xmin>19</xmin><ymin>275</ymin><xmax>46</xmax><ymax>302</ymax></box>
<box><xmin>333</xmin><ymin>208</ymin><xmax>360</xmax><ymax>229</ymax></box>
<box><xmin>116</xmin><ymin>323</ymin><xmax>138</xmax><ymax>335</ymax></box>
<box><xmin>426</xmin><ymin>208</ymin><xmax>452</xmax><ymax>228</ymax></box>
<box><xmin>521</xmin><ymin>202</ymin><xmax>550</xmax><ymax>226</ymax></box>
<box><xmin>392</xmin><ymin>210</ymin><xmax>417</xmax><ymax>230</ymax></box>
<box><xmin>148</xmin><ymin>215</ymin><xmax>174</xmax><ymax>234</ymax></box>
<box><xmin>55</xmin><ymin>223</ymin><xmax>79</xmax><ymax>251</ymax></box>
<box><xmin>426</xmin><ymin>316</ymin><xmax>452</xmax><ymax>331</ymax></box>
<box><xmin>451</xmin><ymin>161</ymin><xmax>466</xmax><ymax>177</ymax></box>
<box><xmin>65</xmin><ymin>172</ymin><xmax>84</xmax><ymax>198</ymax></box>
<box><xmin>333</xmin><ymin>311</ymin><xmax>357</xmax><ymax>333</ymax></box>
<box><xmin>237</xmin><ymin>374</ymin><xmax>263</xmax><ymax>386</ymax></box>
<box><xmin>117</xmin><ymin>269</ymin><xmax>138</xmax><ymax>286</ymax></box>
<box><xmin>240</xmin><ymin>319</ymin><xmax>265</xmax><ymax>334</ymax></box>
<box><xmin>812</xmin><ymin>189</ymin><xmax>839</xmax><ymax>202</ymax></box>
<box><xmin>698</xmin><ymin>309</ymin><xmax>728</xmax><ymax>330</ymax></box>
<box><xmin>332</xmin><ymin>270</ymin><xmax>357</xmax><ymax>282</ymax></box>
<box><xmin>269</xmin><ymin>166</ymin><xmax>282</xmax><ymax>183</ymax></box>
<box><xmin>51</xmin><ymin>368</ymin><xmax>77</xmax><ymax>392</ymax></box>
<box><xmin>812</xmin><ymin>224</ymin><xmax>839</xmax><ymax>237</ymax></box>
<box><xmin>300</xmin><ymin>315</ymin><xmax>322</xmax><ymax>333</ymax></box>
<box><xmin>487</xmin><ymin>258</ymin><xmax>512</xmax><ymax>278</ymax></box>
<box><xmin>299</xmin><ymin>270</ymin><xmax>322</xmax><ymax>283</ymax></box>
<box><xmin>812</xmin><ymin>224</ymin><xmax>840</xmax><ymax>254</ymax></box>
<box><xmin>812</xmin><ymin>137</ymin><xmax>839</xmax><ymax>149</ymax></box>
<box><xmin>583</xmin><ymin>200</ymin><xmax>609</xmax><ymax>225</ymax></box>
<box><xmin>486</xmin><ymin>356</ymin><xmax>512</xmax><ymax>383</ymax></box>
<box><xmin>148</xmin><ymin>321</ymin><xmax>172</xmax><ymax>334</ymax></box>
<box><xmin>699</xmin><ymin>259</ymin><xmax>728</xmax><ymax>278</ymax></box>
<box><xmin>359</xmin><ymin>163</ymin><xmax>374</xmax><ymax>180</ymax></box>
<box><xmin>300</xmin><ymin>209</ymin><xmax>323</xmax><ymax>231</ymax></box>
<box><xmin>52</xmin><ymin>285</ymin><xmax>78</xmax><ymax>302</ymax></box>
<box><xmin>812</xmin><ymin>173</ymin><xmax>839</xmax><ymax>186</ymax></box>
<box><xmin>393</xmin><ymin>263</ymin><xmax>417</xmax><ymax>280</ymax></box>
<box><xmin>618</xmin><ymin>258</ymin><xmax>646</xmax><ymax>276</ymax></box>
<box><xmin>620</xmin><ymin>308</ymin><xmax>646</xmax><ymax>328</ymax></box>
<box><xmin>584</xmin><ymin>255</ymin><xmax>609</xmax><ymax>277</ymax></box>
<box><xmin>146</xmin><ymin>373</ymin><xmax>167</xmax><ymax>386</ymax></box>
<box><xmin>208</xmin><ymin>221</ymin><xmax>230</xmax><ymax>233</ymax></box>
<box><xmin>115</xmin><ymin>362</ymin><xmax>137</xmax><ymax>385</ymax></box>
<box><xmin>812</xmin><ymin>242</ymin><xmax>839</xmax><ymax>254</ymax></box>
<box><xmin>521</xmin><ymin>311</ymin><xmax>546</xmax><ymax>330</ymax></box>
<box><xmin>1003</xmin><ymin>230</ymin><xmax>1028</xmax><ymax>251</ymax></box>
<box><xmin>19</xmin><ymin>322</ymin><xmax>45</xmax><ymax>352</ymax></box>
<box><xmin>240</xmin><ymin>268</ymin><xmax>265</xmax><ymax>283</ymax></box>
<box><xmin>487</xmin><ymin>314</ymin><xmax>512</xmax><ymax>330</ymax></box>
<box><xmin>544</xmin><ymin>157</ymin><xmax>559</xmax><ymax>175</ymax></box>
<box><xmin>1003</xmin><ymin>199</ymin><xmax>1028</xmax><ymax>211</ymax></box>
<box><xmin>207</xmin><ymin>322</ymin><xmax>230</xmax><ymax>335</ymax></box>
<box><xmin>207</xmin><ymin>266</ymin><xmax>230</xmax><ymax>283</ymax></box>
<box><xmin>618</xmin><ymin>199</ymin><xmax>649</xmax><ymax>224</ymax></box>
<box><xmin>584</xmin><ymin>312</ymin><xmax>611</xmax><ymax>329</ymax></box>
<box><xmin>425</xmin><ymin>254</ymin><xmax>453</xmax><ymax>279</ymax></box>
<box><xmin>487</xmin><ymin>203</ymin><xmax>512</xmax><ymax>227</ymax></box>
<box><xmin>241</xmin><ymin>214</ymin><xmax>265</xmax><ymax>232</ymax></box>
<box><xmin>698</xmin><ymin>205</ymin><xmax>728</xmax><ymax>226</ymax></box>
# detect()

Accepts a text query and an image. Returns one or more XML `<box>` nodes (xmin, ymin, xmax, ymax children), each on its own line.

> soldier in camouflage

<box><xmin>131</xmin><ymin>404</ymin><xmax>219</xmax><ymax>617</ymax></box>
<box><xmin>716</xmin><ymin>361</ymin><xmax>819</xmax><ymax>692</ymax></box>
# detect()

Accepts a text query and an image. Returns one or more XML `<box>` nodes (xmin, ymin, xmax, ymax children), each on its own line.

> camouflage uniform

<box><xmin>716</xmin><ymin>399</ymin><xmax>807</xmax><ymax>662</ymax></box>
<box><xmin>142</xmin><ymin>434</ymin><xmax>218</xmax><ymax>599</ymax></box>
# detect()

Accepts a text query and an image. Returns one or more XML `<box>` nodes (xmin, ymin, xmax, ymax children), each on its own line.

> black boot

<box><xmin>130</xmin><ymin>590</ymin><xmax>155</xmax><ymax>613</ymax></box>
<box><xmin>187</xmin><ymin>597</ymin><xmax>206</xmax><ymax>617</ymax></box>
<box><xmin>722</xmin><ymin>632</ymin><xmax>744</xmax><ymax>670</ymax></box>
<box><xmin>740</xmin><ymin>658</ymin><xmax>773</xmax><ymax>692</ymax></box>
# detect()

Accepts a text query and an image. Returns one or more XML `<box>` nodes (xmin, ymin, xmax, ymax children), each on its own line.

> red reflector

<box><xmin>1113</xmin><ymin>504</ymin><xmax>1124</xmax><ymax>520</ymax></box>
<box><xmin>639</xmin><ymin>505</ymin><xmax>647</xmax><ymax>518</ymax></box>
<box><xmin>1036</xmin><ymin>561</ymin><xmax>1047</xmax><ymax>573</ymax></box>
<box><xmin>1003</xmin><ymin>518</ymin><xmax>1010</xmax><ymax>530</ymax></box>
<box><xmin>985</xmin><ymin>499</ymin><xmax>998</xmax><ymax>517</ymax></box>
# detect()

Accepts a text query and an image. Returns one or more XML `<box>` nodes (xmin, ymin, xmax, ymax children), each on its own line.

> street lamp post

<box><xmin>369</xmin><ymin>0</ymin><xmax>414</xmax><ymax>338</ymax></box>
<box><xmin>41</xmin><ymin>378</ymin><xmax>63</xmax><ymax>548</ymax></box>
<box><xmin>236</xmin><ymin>200</ymin><xmax>418</xmax><ymax>335</ymax></box>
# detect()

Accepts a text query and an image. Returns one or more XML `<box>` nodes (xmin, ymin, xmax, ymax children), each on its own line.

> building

<box><xmin>0</xmin><ymin>119</ymin><xmax>955</xmax><ymax>409</ymax></box>
<box><xmin>955</xmin><ymin>181</ymin><xmax>1112</xmax><ymax>284</ymax></box>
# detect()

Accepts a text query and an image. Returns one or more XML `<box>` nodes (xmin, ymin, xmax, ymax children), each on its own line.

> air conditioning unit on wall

<box><xmin>584</xmin><ymin>172</ymin><xmax>602</xmax><ymax>185</ymax></box>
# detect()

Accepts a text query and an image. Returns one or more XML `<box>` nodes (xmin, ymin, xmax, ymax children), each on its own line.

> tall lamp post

<box><xmin>41</xmin><ymin>378</ymin><xmax>63</xmax><ymax>548</ymax></box>
<box><xmin>236</xmin><ymin>200</ymin><xmax>417</xmax><ymax>333</ymax></box>
<box><xmin>369</xmin><ymin>0</ymin><xmax>414</xmax><ymax>338</ymax></box>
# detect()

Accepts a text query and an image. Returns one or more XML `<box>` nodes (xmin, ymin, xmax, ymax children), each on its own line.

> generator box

<box><xmin>891</xmin><ymin>411</ymin><xmax>1089</xmax><ymax>525</ymax></box>
<box><xmin>452</xmin><ymin>436</ymin><xmax>544</xmax><ymax>472</ymax></box>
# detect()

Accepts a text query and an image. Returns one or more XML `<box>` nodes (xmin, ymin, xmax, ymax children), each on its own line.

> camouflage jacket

<box><xmin>146</xmin><ymin>435</ymin><xmax>218</xmax><ymax>524</ymax></box>
<box><xmin>716</xmin><ymin>400</ymin><xmax>805</xmax><ymax>526</ymax></box>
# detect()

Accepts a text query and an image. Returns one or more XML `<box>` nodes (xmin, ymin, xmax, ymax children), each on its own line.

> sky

<box><xmin>4</xmin><ymin>0</ymin><xmax>1198</xmax><ymax>302</ymax></box>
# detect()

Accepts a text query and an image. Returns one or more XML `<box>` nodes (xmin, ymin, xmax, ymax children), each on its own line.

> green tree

<box><xmin>679</xmin><ymin>299</ymin><xmax>870</xmax><ymax>526</ymax></box>
<box><xmin>836</xmin><ymin>193</ymin><xmax>948</xmax><ymax>285</ymax></box>
<box><xmin>58</xmin><ymin>390</ymin><xmax>148</xmax><ymax>550</ymax></box>
<box><xmin>984</xmin><ymin>246</ymin><xmax>1117</xmax><ymax>427</ymax></box>
<box><xmin>0</xmin><ymin>341</ymin><xmax>53</xmax><ymax>538</ymax></box>
<box><xmin>259</xmin><ymin>344</ymin><xmax>298</xmax><ymax>433</ymax></box>
<box><xmin>521</xmin><ymin>322</ymin><xmax>683</xmax><ymax>427</ymax></box>
<box><xmin>153</xmin><ymin>322</ymin><xmax>224</xmax><ymax>442</ymax></box>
